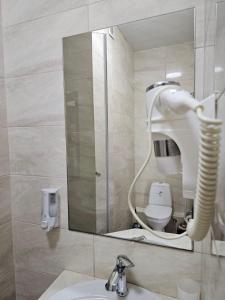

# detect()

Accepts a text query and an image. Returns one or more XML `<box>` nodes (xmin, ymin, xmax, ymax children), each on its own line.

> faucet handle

<box><xmin>116</xmin><ymin>255</ymin><xmax>135</xmax><ymax>269</ymax></box>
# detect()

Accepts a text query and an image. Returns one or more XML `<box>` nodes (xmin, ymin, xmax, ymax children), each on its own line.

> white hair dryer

<box><xmin>128</xmin><ymin>81</ymin><xmax>222</xmax><ymax>241</ymax></box>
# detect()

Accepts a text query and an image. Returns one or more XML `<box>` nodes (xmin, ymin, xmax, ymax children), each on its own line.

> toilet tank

<box><xmin>148</xmin><ymin>182</ymin><xmax>172</xmax><ymax>207</ymax></box>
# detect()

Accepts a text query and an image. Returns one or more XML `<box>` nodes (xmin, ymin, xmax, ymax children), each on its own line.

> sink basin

<box><xmin>48</xmin><ymin>279</ymin><xmax>160</xmax><ymax>300</ymax></box>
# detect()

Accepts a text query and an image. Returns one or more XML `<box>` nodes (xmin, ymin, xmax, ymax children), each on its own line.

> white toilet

<box><xmin>144</xmin><ymin>182</ymin><xmax>172</xmax><ymax>231</ymax></box>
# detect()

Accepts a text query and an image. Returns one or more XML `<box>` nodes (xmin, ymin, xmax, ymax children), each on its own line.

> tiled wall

<box><xmin>1</xmin><ymin>0</ymin><xmax>224</xmax><ymax>299</ymax></box>
<box><xmin>134</xmin><ymin>42</ymin><xmax>194</xmax><ymax>215</ymax></box>
<box><xmin>214</xmin><ymin>1</ymin><xmax>225</xmax><ymax>97</ymax></box>
<box><xmin>0</xmin><ymin>1</ymin><xmax>15</xmax><ymax>299</ymax></box>
<box><xmin>4</xmin><ymin>4</ymin><xmax>92</xmax><ymax>300</ymax></box>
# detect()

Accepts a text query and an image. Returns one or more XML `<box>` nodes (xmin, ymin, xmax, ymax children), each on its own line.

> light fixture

<box><xmin>166</xmin><ymin>72</ymin><xmax>182</xmax><ymax>79</ymax></box>
<box><xmin>215</xmin><ymin>66</ymin><xmax>223</xmax><ymax>73</ymax></box>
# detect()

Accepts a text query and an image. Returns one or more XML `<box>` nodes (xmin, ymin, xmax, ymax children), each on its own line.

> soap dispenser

<box><xmin>41</xmin><ymin>188</ymin><xmax>60</xmax><ymax>232</ymax></box>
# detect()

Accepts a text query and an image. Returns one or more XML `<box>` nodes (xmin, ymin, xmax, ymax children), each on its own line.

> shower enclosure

<box><xmin>63</xmin><ymin>32</ymin><xmax>109</xmax><ymax>234</ymax></box>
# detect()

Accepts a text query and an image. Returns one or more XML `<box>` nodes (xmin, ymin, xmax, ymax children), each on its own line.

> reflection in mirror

<box><xmin>63</xmin><ymin>8</ymin><xmax>195</xmax><ymax>251</ymax></box>
<box><xmin>212</xmin><ymin>1</ymin><xmax>225</xmax><ymax>257</ymax></box>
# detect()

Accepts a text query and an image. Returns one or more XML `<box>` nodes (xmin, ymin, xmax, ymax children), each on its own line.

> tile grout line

<box><xmin>4</xmin><ymin>68</ymin><xmax>63</xmax><ymax>80</ymax></box>
<box><xmin>3</xmin><ymin>3</ymin><xmax>92</xmax><ymax>30</ymax></box>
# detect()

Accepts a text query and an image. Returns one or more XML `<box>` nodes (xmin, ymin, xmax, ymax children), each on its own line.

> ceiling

<box><xmin>118</xmin><ymin>8</ymin><xmax>194</xmax><ymax>51</ymax></box>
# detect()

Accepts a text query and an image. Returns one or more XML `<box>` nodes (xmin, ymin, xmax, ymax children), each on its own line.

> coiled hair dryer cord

<box><xmin>128</xmin><ymin>87</ymin><xmax>222</xmax><ymax>241</ymax></box>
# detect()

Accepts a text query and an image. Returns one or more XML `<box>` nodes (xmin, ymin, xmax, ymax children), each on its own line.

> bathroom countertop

<box><xmin>38</xmin><ymin>270</ymin><xmax>176</xmax><ymax>300</ymax></box>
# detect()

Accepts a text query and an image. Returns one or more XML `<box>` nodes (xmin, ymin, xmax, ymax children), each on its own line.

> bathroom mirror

<box><xmin>63</xmin><ymin>8</ymin><xmax>195</xmax><ymax>251</ymax></box>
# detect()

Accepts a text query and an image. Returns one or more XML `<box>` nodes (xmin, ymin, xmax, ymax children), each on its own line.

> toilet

<box><xmin>144</xmin><ymin>182</ymin><xmax>172</xmax><ymax>231</ymax></box>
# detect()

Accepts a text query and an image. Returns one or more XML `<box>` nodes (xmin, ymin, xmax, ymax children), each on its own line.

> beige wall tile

<box><xmin>88</xmin><ymin>0</ymin><xmax>213</xmax><ymax>50</ymax></box>
<box><xmin>0</xmin><ymin>7</ymin><xmax>14</xmax><ymax>295</ymax></box>
<box><xmin>4</xmin><ymin>6</ymin><xmax>89</xmax><ymax>77</ymax></box>
<box><xmin>94</xmin><ymin>235</ymin><xmax>201</xmax><ymax>297</ymax></box>
<box><xmin>108</xmin><ymin>112</ymin><xmax>134</xmax><ymax>135</ymax></box>
<box><xmin>6</xmin><ymin>71</ymin><xmax>65</xmax><ymax>127</ymax></box>
<box><xmin>13</xmin><ymin>221</ymin><xmax>94</xmax><ymax>276</ymax></box>
<box><xmin>194</xmin><ymin>231</ymin><xmax>212</xmax><ymax>255</ymax></box>
<box><xmin>214</xmin><ymin>1</ymin><xmax>225</xmax><ymax>95</ymax></box>
<box><xmin>88</xmin><ymin>0</ymin><xmax>103</xmax><ymax>4</ymax></box>
<box><xmin>166</xmin><ymin>43</ymin><xmax>194</xmax><ymax>63</ymax></box>
<box><xmin>193</xmin><ymin>1</ymin><xmax>205</xmax><ymax>48</ymax></box>
<box><xmin>166</xmin><ymin>43</ymin><xmax>194</xmax><ymax>82</ymax></box>
<box><xmin>203</xmin><ymin>0</ymin><xmax>217</xmax><ymax>47</ymax></box>
<box><xmin>89</xmin><ymin>0</ymin><xmax>196</xmax><ymax>31</ymax></box>
<box><xmin>134</xmin><ymin>70</ymin><xmax>165</xmax><ymax>90</ymax></box>
<box><xmin>134</xmin><ymin>89</ymin><xmax>146</xmax><ymax>118</ymax></box>
<box><xmin>0</xmin><ymin>15</ymin><xmax>5</xmax><ymax>79</ymax></box>
<box><xmin>203</xmin><ymin>46</ymin><xmax>215</xmax><ymax>97</ymax></box>
<box><xmin>0</xmin><ymin>222</ymin><xmax>16</xmax><ymax>300</ymax></box>
<box><xmin>0</xmin><ymin>128</ymin><xmax>9</xmax><ymax>176</ymax></box>
<box><xmin>15</xmin><ymin>268</ymin><xmax>57</xmax><ymax>300</ymax></box>
<box><xmin>0</xmin><ymin>176</ymin><xmax>11</xmax><ymax>225</ymax></box>
<box><xmin>11</xmin><ymin>175</ymin><xmax>68</xmax><ymax>229</ymax></box>
<box><xmin>134</xmin><ymin>47</ymin><xmax>166</xmax><ymax>72</ymax></box>
<box><xmin>0</xmin><ymin>80</ymin><xmax>7</xmax><ymax>128</ymax></box>
<box><xmin>2</xmin><ymin>0</ymin><xmax>91</xmax><ymax>27</ymax></box>
<box><xmin>195</xmin><ymin>47</ymin><xmax>205</xmax><ymax>99</ymax></box>
<box><xmin>8</xmin><ymin>126</ymin><xmax>67</xmax><ymax>177</ymax></box>
<box><xmin>201</xmin><ymin>253</ymin><xmax>225</xmax><ymax>300</ymax></box>
<box><xmin>195</xmin><ymin>0</ymin><xmax>218</xmax><ymax>48</ymax></box>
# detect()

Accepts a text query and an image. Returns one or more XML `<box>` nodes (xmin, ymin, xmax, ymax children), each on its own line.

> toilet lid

<box><xmin>144</xmin><ymin>205</ymin><xmax>172</xmax><ymax>219</ymax></box>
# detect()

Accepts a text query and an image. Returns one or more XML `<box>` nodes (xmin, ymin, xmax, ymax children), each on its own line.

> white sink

<box><xmin>48</xmin><ymin>279</ymin><xmax>160</xmax><ymax>300</ymax></box>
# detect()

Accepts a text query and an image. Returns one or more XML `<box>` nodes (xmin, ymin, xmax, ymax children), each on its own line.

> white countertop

<box><xmin>39</xmin><ymin>270</ymin><xmax>176</xmax><ymax>300</ymax></box>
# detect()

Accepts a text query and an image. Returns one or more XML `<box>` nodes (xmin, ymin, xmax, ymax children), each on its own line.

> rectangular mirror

<box><xmin>63</xmin><ymin>8</ymin><xmax>195</xmax><ymax>251</ymax></box>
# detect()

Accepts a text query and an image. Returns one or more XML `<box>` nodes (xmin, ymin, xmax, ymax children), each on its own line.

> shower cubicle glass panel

<box><xmin>63</xmin><ymin>32</ymin><xmax>108</xmax><ymax>234</ymax></box>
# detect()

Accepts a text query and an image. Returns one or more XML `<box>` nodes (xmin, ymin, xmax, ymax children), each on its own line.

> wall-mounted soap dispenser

<box><xmin>41</xmin><ymin>188</ymin><xmax>60</xmax><ymax>232</ymax></box>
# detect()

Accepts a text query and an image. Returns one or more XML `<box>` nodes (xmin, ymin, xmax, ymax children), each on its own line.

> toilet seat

<box><xmin>144</xmin><ymin>205</ymin><xmax>172</xmax><ymax>220</ymax></box>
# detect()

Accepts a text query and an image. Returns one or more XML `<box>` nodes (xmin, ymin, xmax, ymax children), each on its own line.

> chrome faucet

<box><xmin>105</xmin><ymin>255</ymin><xmax>135</xmax><ymax>297</ymax></box>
